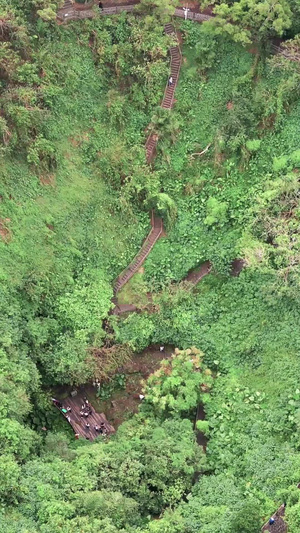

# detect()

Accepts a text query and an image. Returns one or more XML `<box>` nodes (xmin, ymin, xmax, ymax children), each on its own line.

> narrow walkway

<box><xmin>112</xmin><ymin>258</ymin><xmax>245</xmax><ymax>315</ymax></box>
<box><xmin>57</xmin><ymin>2</ymin><xmax>298</xmax><ymax>63</ymax></box>
<box><xmin>57</xmin><ymin>2</ymin><xmax>213</xmax><ymax>24</ymax></box>
<box><xmin>113</xmin><ymin>26</ymin><xmax>182</xmax><ymax>294</ymax></box>
<box><xmin>57</xmin><ymin>2</ymin><xmax>136</xmax><ymax>22</ymax></box>
<box><xmin>111</xmin><ymin>302</ymin><xmax>138</xmax><ymax>315</ymax></box>
<box><xmin>262</xmin><ymin>505</ymin><xmax>287</xmax><ymax>533</ymax></box>
<box><xmin>146</xmin><ymin>23</ymin><xmax>182</xmax><ymax>163</ymax></box>
<box><xmin>184</xmin><ymin>261</ymin><xmax>212</xmax><ymax>285</ymax></box>
<box><xmin>113</xmin><ymin>213</ymin><xmax>163</xmax><ymax>295</ymax></box>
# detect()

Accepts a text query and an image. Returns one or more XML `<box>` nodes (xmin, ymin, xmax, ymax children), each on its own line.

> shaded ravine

<box><xmin>58</xmin><ymin>6</ymin><xmax>296</xmax><ymax>528</ymax></box>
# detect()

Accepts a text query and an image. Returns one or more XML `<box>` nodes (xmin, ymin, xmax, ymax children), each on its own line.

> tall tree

<box><xmin>203</xmin><ymin>0</ymin><xmax>292</xmax><ymax>45</ymax></box>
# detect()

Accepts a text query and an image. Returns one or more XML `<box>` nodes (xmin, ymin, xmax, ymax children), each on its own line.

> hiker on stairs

<box><xmin>168</xmin><ymin>76</ymin><xmax>173</xmax><ymax>87</ymax></box>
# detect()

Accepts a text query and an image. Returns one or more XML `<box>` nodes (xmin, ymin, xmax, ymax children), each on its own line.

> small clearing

<box><xmin>92</xmin><ymin>345</ymin><xmax>174</xmax><ymax>428</ymax></box>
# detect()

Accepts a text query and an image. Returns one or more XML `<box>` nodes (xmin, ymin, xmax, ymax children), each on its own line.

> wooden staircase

<box><xmin>145</xmin><ymin>23</ymin><xmax>182</xmax><ymax>163</ymax></box>
<box><xmin>57</xmin><ymin>8</ymin><xmax>182</xmax><ymax>300</ymax></box>
<box><xmin>113</xmin><ymin>213</ymin><xmax>163</xmax><ymax>295</ymax></box>
<box><xmin>112</xmin><ymin>25</ymin><xmax>182</xmax><ymax>296</ymax></box>
<box><xmin>145</xmin><ymin>133</ymin><xmax>158</xmax><ymax>164</ymax></box>
<box><xmin>162</xmin><ymin>24</ymin><xmax>182</xmax><ymax>109</ymax></box>
<box><xmin>63</xmin><ymin>0</ymin><xmax>73</xmax><ymax>7</ymax></box>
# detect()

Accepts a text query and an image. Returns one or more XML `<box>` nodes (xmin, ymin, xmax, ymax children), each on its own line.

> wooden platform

<box><xmin>53</xmin><ymin>391</ymin><xmax>115</xmax><ymax>440</ymax></box>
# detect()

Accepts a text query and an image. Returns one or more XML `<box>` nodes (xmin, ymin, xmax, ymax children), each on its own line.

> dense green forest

<box><xmin>2</xmin><ymin>0</ymin><xmax>300</xmax><ymax>531</ymax></box>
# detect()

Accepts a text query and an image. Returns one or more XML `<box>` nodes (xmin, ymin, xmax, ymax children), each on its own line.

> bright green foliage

<box><xmin>246</xmin><ymin>138</ymin><xmax>261</xmax><ymax>152</ymax></box>
<box><xmin>27</xmin><ymin>135</ymin><xmax>57</xmax><ymax>172</ymax></box>
<box><xmin>112</xmin><ymin>312</ymin><xmax>156</xmax><ymax>351</ymax></box>
<box><xmin>204</xmin><ymin>197</ymin><xmax>228</xmax><ymax>227</ymax></box>
<box><xmin>138</xmin><ymin>0</ymin><xmax>179</xmax><ymax>23</ymax></box>
<box><xmin>40</xmin><ymin>333</ymin><xmax>95</xmax><ymax>384</ymax></box>
<box><xmin>204</xmin><ymin>0</ymin><xmax>292</xmax><ymax>44</ymax></box>
<box><xmin>57</xmin><ymin>268</ymin><xmax>113</xmax><ymax>342</ymax></box>
<box><xmin>75</xmin><ymin>490</ymin><xmax>141</xmax><ymax>529</ymax></box>
<box><xmin>7</xmin><ymin>415</ymin><xmax>203</xmax><ymax>529</ymax></box>
<box><xmin>1</xmin><ymin>2</ymin><xmax>300</xmax><ymax>533</ymax></box>
<box><xmin>0</xmin><ymin>419</ymin><xmax>39</xmax><ymax>461</ymax></box>
<box><xmin>143</xmin><ymin>347</ymin><xmax>213</xmax><ymax>416</ymax></box>
<box><xmin>0</xmin><ymin>455</ymin><xmax>21</xmax><ymax>503</ymax></box>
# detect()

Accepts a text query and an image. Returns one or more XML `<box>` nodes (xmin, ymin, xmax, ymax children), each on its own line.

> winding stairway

<box><xmin>57</xmin><ymin>3</ymin><xmax>245</xmax><ymax>304</ymax></box>
<box><xmin>57</xmin><ymin>5</ymin><xmax>183</xmax><ymax>302</ymax></box>
<box><xmin>145</xmin><ymin>23</ymin><xmax>182</xmax><ymax>163</ymax></box>
<box><xmin>112</xmin><ymin>23</ymin><xmax>181</xmax><ymax>297</ymax></box>
<box><xmin>57</xmin><ymin>2</ymin><xmax>248</xmax><ymax>305</ymax></box>
<box><xmin>113</xmin><ymin>213</ymin><xmax>163</xmax><ymax>296</ymax></box>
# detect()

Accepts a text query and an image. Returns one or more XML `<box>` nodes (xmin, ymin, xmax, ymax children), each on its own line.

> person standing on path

<box><xmin>168</xmin><ymin>76</ymin><xmax>173</xmax><ymax>87</ymax></box>
<box><xmin>183</xmin><ymin>7</ymin><xmax>190</xmax><ymax>20</ymax></box>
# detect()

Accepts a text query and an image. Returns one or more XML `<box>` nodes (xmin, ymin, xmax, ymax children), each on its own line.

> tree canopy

<box><xmin>1</xmin><ymin>0</ymin><xmax>300</xmax><ymax>531</ymax></box>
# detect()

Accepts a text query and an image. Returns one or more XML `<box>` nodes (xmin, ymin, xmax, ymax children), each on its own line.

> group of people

<box><xmin>80</xmin><ymin>397</ymin><xmax>92</xmax><ymax>418</ymax></box>
<box><xmin>94</xmin><ymin>422</ymin><xmax>107</xmax><ymax>435</ymax></box>
<box><xmin>53</xmin><ymin>396</ymin><xmax>108</xmax><ymax>436</ymax></box>
<box><xmin>84</xmin><ymin>421</ymin><xmax>107</xmax><ymax>435</ymax></box>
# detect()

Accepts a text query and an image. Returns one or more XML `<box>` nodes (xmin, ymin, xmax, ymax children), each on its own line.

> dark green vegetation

<box><xmin>2</xmin><ymin>0</ymin><xmax>300</xmax><ymax>531</ymax></box>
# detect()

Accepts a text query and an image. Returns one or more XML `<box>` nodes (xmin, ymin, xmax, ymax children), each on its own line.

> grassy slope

<box><xmin>0</xmin><ymin>24</ymin><xmax>149</xmax><ymax>294</ymax></box>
